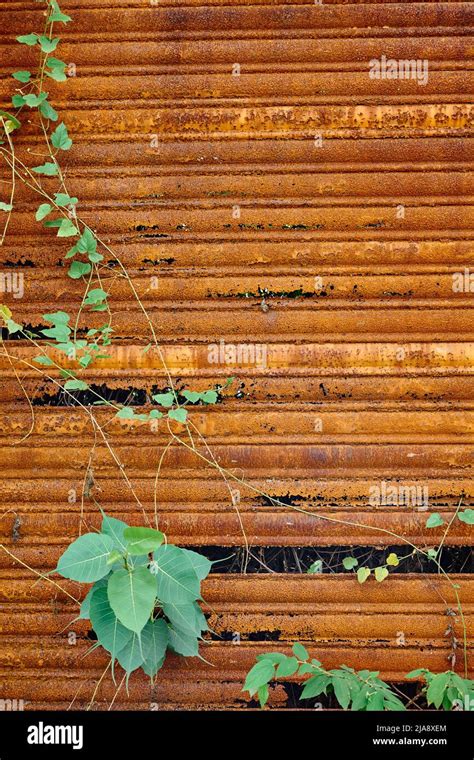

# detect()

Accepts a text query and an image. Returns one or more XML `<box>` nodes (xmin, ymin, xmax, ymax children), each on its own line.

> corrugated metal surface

<box><xmin>0</xmin><ymin>0</ymin><xmax>472</xmax><ymax>708</ymax></box>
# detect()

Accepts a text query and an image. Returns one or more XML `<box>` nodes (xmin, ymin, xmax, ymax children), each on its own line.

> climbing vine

<box><xmin>244</xmin><ymin>645</ymin><xmax>474</xmax><ymax>711</ymax></box>
<box><xmin>0</xmin><ymin>0</ymin><xmax>471</xmax><ymax>709</ymax></box>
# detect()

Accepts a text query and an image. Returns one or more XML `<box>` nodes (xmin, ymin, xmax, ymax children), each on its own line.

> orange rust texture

<box><xmin>0</xmin><ymin>0</ymin><xmax>473</xmax><ymax>709</ymax></box>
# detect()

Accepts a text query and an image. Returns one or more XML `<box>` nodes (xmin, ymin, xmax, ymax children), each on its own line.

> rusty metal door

<box><xmin>0</xmin><ymin>0</ymin><xmax>472</xmax><ymax>709</ymax></box>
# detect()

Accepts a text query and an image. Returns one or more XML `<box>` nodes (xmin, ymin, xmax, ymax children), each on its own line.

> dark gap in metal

<box><xmin>188</xmin><ymin>545</ymin><xmax>474</xmax><ymax>574</ymax></box>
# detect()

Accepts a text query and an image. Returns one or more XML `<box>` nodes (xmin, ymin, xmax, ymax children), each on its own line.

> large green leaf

<box><xmin>123</xmin><ymin>526</ymin><xmax>164</xmax><ymax>555</ymax></box>
<box><xmin>56</xmin><ymin>533</ymin><xmax>114</xmax><ymax>582</ymax></box>
<box><xmin>101</xmin><ymin>514</ymin><xmax>129</xmax><ymax>552</ymax></box>
<box><xmin>79</xmin><ymin>576</ymin><xmax>109</xmax><ymax>619</ymax></box>
<box><xmin>167</xmin><ymin>625</ymin><xmax>199</xmax><ymax>657</ymax></box>
<box><xmin>179</xmin><ymin>548</ymin><xmax>212</xmax><ymax>581</ymax></box>
<box><xmin>300</xmin><ymin>673</ymin><xmax>331</xmax><ymax>699</ymax></box>
<box><xmin>108</xmin><ymin>567</ymin><xmax>156</xmax><ymax>633</ymax></box>
<box><xmin>243</xmin><ymin>660</ymin><xmax>275</xmax><ymax>696</ymax></box>
<box><xmin>331</xmin><ymin>673</ymin><xmax>351</xmax><ymax>709</ymax></box>
<box><xmin>141</xmin><ymin>618</ymin><xmax>168</xmax><ymax>677</ymax></box>
<box><xmin>116</xmin><ymin>632</ymin><xmax>144</xmax><ymax>675</ymax></box>
<box><xmin>427</xmin><ymin>672</ymin><xmax>450</xmax><ymax>708</ymax></box>
<box><xmin>153</xmin><ymin>545</ymin><xmax>201</xmax><ymax>604</ymax></box>
<box><xmin>162</xmin><ymin>601</ymin><xmax>207</xmax><ymax>637</ymax></box>
<box><xmin>89</xmin><ymin>587</ymin><xmax>133</xmax><ymax>658</ymax></box>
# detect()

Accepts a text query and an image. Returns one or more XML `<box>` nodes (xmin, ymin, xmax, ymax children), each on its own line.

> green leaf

<box><xmin>116</xmin><ymin>407</ymin><xmax>135</xmax><ymax>420</ymax></box>
<box><xmin>292</xmin><ymin>642</ymin><xmax>309</xmax><ymax>661</ymax></box>
<box><xmin>50</xmin><ymin>11</ymin><xmax>72</xmax><ymax>23</ymax></box>
<box><xmin>23</xmin><ymin>93</ymin><xmax>48</xmax><ymax>108</ymax></box>
<box><xmin>107</xmin><ymin>550</ymin><xmax>124</xmax><ymax>566</ymax></box>
<box><xmin>426</xmin><ymin>672</ymin><xmax>451</xmax><ymax>709</ymax></box>
<box><xmin>47</xmin><ymin>57</ymin><xmax>66</xmax><ymax>71</ymax></box>
<box><xmin>182</xmin><ymin>390</ymin><xmax>201</xmax><ymax>404</ymax></box>
<box><xmin>152</xmin><ymin>392</ymin><xmax>174</xmax><ymax>408</ymax></box>
<box><xmin>64</xmin><ymin>379</ymin><xmax>88</xmax><ymax>391</ymax></box>
<box><xmin>383</xmin><ymin>693</ymin><xmax>406</xmax><ymax>712</ymax></box>
<box><xmin>357</xmin><ymin>567</ymin><xmax>371</xmax><ymax>584</ymax></box>
<box><xmin>57</xmin><ymin>218</ymin><xmax>79</xmax><ymax>237</ymax></box>
<box><xmin>0</xmin><ymin>203</ymin><xmax>13</xmax><ymax>212</ymax></box>
<box><xmin>0</xmin><ymin>305</ymin><xmax>12</xmax><ymax>322</ymax></box>
<box><xmin>153</xmin><ymin>544</ymin><xmax>201</xmax><ymax>604</ymax></box>
<box><xmin>179</xmin><ymin>548</ymin><xmax>212</xmax><ymax>581</ymax></box>
<box><xmin>115</xmin><ymin>632</ymin><xmax>144</xmax><ymax>675</ymax></box>
<box><xmin>38</xmin><ymin>36</ymin><xmax>60</xmax><ymax>53</ymax></box>
<box><xmin>51</xmin><ymin>122</ymin><xmax>72</xmax><ymax>151</ymax></box>
<box><xmin>68</xmin><ymin>260</ymin><xmax>92</xmax><ymax>279</ymax></box>
<box><xmin>79</xmin><ymin>577</ymin><xmax>109</xmax><ymax>620</ymax></box>
<box><xmin>141</xmin><ymin>618</ymin><xmax>168</xmax><ymax>677</ymax></box>
<box><xmin>88</xmin><ymin>251</ymin><xmax>104</xmax><ymax>263</ymax></box>
<box><xmin>331</xmin><ymin>674</ymin><xmax>351</xmax><ymax>709</ymax></box>
<box><xmin>243</xmin><ymin>659</ymin><xmax>275</xmax><ymax>696</ymax></box>
<box><xmin>257</xmin><ymin>653</ymin><xmax>287</xmax><ymax>665</ymax></box>
<box><xmin>168</xmin><ymin>408</ymin><xmax>188</xmax><ymax>423</ymax></box>
<box><xmin>101</xmin><ymin>514</ymin><xmax>129</xmax><ymax>553</ymax></box>
<box><xmin>16</xmin><ymin>34</ymin><xmax>38</xmax><ymax>46</ymax></box>
<box><xmin>76</xmin><ymin>228</ymin><xmax>97</xmax><ymax>256</ymax></box>
<box><xmin>12</xmin><ymin>71</ymin><xmax>31</xmax><ymax>83</ymax></box>
<box><xmin>33</xmin><ymin>355</ymin><xmax>54</xmax><ymax>366</ymax></box>
<box><xmin>44</xmin><ymin>310</ymin><xmax>70</xmax><ymax>324</ymax></box>
<box><xmin>301</xmin><ymin>674</ymin><xmax>330</xmax><ymax>699</ymax></box>
<box><xmin>458</xmin><ymin>509</ymin><xmax>474</xmax><ymax>525</ymax></box>
<box><xmin>0</xmin><ymin>110</ymin><xmax>21</xmax><ymax>131</ymax></box>
<box><xmin>124</xmin><ymin>527</ymin><xmax>165</xmax><ymax>555</ymax></box>
<box><xmin>11</xmin><ymin>95</ymin><xmax>26</xmax><ymax>108</ymax></box>
<box><xmin>84</xmin><ymin>288</ymin><xmax>107</xmax><ymax>306</ymax></box>
<box><xmin>200</xmin><ymin>390</ymin><xmax>218</xmax><ymax>404</ymax></box>
<box><xmin>257</xmin><ymin>684</ymin><xmax>269</xmax><ymax>708</ymax></box>
<box><xmin>426</xmin><ymin>513</ymin><xmax>444</xmax><ymax>529</ymax></box>
<box><xmin>89</xmin><ymin>586</ymin><xmax>133</xmax><ymax>657</ymax></box>
<box><xmin>367</xmin><ymin>691</ymin><xmax>385</xmax><ymax>711</ymax></box>
<box><xmin>55</xmin><ymin>193</ymin><xmax>78</xmax><ymax>207</ymax></box>
<box><xmin>43</xmin><ymin>218</ymin><xmax>63</xmax><ymax>228</ymax></box>
<box><xmin>39</xmin><ymin>100</ymin><xmax>58</xmax><ymax>121</ymax></box>
<box><xmin>374</xmin><ymin>566</ymin><xmax>389</xmax><ymax>582</ymax></box>
<box><xmin>162</xmin><ymin>601</ymin><xmax>204</xmax><ymax>637</ymax></box>
<box><xmin>107</xmin><ymin>567</ymin><xmax>157</xmax><ymax>633</ymax></box>
<box><xmin>343</xmin><ymin>556</ymin><xmax>358</xmax><ymax>570</ymax></box>
<box><xmin>386</xmin><ymin>553</ymin><xmax>400</xmax><ymax>567</ymax></box>
<box><xmin>351</xmin><ymin>687</ymin><xmax>369</xmax><ymax>711</ymax></box>
<box><xmin>36</xmin><ymin>203</ymin><xmax>52</xmax><ymax>221</ymax></box>
<box><xmin>167</xmin><ymin>625</ymin><xmax>199</xmax><ymax>657</ymax></box>
<box><xmin>49</xmin><ymin>1</ymin><xmax>72</xmax><ymax>23</ymax></box>
<box><xmin>46</xmin><ymin>67</ymin><xmax>67</xmax><ymax>82</ymax></box>
<box><xmin>275</xmin><ymin>656</ymin><xmax>299</xmax><ymax>678</ymax></box>
<box><xmin>6</xmin><ymin>319</ymin><xmax>22</xmax><ymax>334</ymax></box>
<box><xmin>56</xmin><ymin>532</ymin><xmax>115</xmax><ymax>582</ymax></box>
<box><xmin>32</xmin><ymin>162</ymin><xmax>58</xmax><ymax>176</ymax></box>
<box><xmin>307</xmin><ymin>560</ymin><xmax>322</xmax><ymax>574</ymax></box>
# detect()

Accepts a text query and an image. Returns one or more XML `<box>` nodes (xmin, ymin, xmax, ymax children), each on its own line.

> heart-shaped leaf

<box><xmin>56</xmin><ymin>532</ymin><xmax>114</xmax><ymax>582</ymax></box>
<box><xmin>108</xmin><ymin>567</ymin><xmax>156</xmax><ymax>633</ymax></box>
<box><xmin>89</xmin><ymin>586</ymin><xmax>133</xmax><ymax>657</ymax></box>
<box><xmin>141</xmin><ymin>618</ymin><xmax>168</xmax><ymax>677</ymax></box>
<box><xmin>153</xmin><ymin>545</ymin><xmax>201</xmax><ymax>604</ymax></box>
<box><xmin>124</xmin><ymin>527</ymin><xmax>165</xmax><ymax>555</ymax></box>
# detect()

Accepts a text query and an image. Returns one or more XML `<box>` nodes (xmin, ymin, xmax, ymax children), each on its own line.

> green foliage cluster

<box><xmin>244</xmin><ymin>644</ymin><xmax>406</xmax><ymax>710</ymax></box>
<box><xmin>56</xmin><ymin>512</ymin><xmax>211</xmax><ymax>685</ymax></box>
<box><xmin>244</xmin><ymin>646</ymin><xmax>474</xmax><ymax>711</ymax></box>
<box><xmin>406</xmin><ymin>668</ymin><xmax>474</xmax><ymax>710</ymax></box>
